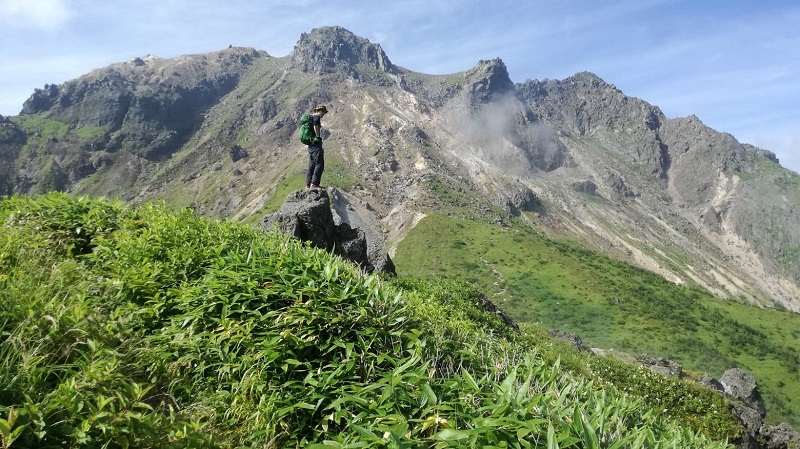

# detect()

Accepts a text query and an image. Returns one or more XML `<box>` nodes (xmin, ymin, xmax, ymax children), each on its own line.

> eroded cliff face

<box><xmin>21</xmin><ymin>47</ymin><xmax>267</xmax><ymax>161</ymax></box>
<box><xmin>2</xmin><ymin>26</ymin><xmax>798</xmax><ymax>309</ymax></box>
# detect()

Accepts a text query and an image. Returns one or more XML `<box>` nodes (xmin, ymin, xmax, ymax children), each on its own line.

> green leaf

<box><xmin>421</xmin><ymin>382</ymin><xmax>438</xmax><ymax>406</ymax></box>
<box><xmin>434</xmin><ymin>428</ymin><xmax>471</xmax><ymax>441</ymax></box>
<box><xmin>547</xmin><ymin>425</ymin><xmax>559</xmax><ymax>449</ymax></box>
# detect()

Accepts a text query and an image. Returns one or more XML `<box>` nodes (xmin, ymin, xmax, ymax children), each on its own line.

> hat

<box><xmin>314</xmin><ymin>105</ymin><xmax>328</xmax><ymax>113</ymax></box>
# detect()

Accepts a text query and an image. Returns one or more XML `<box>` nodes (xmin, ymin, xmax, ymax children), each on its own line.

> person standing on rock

<box><xmin>306</xmin><ymin>105</ymin><xmax>328</xmax><ymax>189</ymax></box>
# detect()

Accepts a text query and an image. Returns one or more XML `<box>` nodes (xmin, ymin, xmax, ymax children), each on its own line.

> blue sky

<box><xmin>2</xmin><ymin>0</ymin><xmax>798</xmax><ymax>173</ymax></box>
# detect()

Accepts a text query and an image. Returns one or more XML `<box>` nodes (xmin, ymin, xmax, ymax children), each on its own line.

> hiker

<box><xmin>306</xmin><ymin>105</ymin><xmax>328</xmax><ymax>189</ymax></box>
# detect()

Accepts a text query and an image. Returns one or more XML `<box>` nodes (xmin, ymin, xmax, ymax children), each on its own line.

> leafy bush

<box><xmin>1</xmin><ymin>193</ymin><xmax>736</xmax><ymax>447</ymax></box>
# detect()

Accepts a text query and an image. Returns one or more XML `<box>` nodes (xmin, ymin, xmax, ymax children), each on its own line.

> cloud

<box><xmin>0</xmin><ymin>0</ymin><xmax>71</xmax><ymax>29</ymax></box>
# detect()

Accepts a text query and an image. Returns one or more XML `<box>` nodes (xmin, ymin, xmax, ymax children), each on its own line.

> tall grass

<box><xmin>1</xmin><ymin>193</ymin><xmax>735</xmax><ymax>447</ymax></box>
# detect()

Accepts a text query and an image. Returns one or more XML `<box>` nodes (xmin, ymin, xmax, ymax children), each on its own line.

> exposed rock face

<box><xmin>505</xmin><ymin>186</ymin><xmax>541</xmax><ymax>216</ymax></box>
<box><xmin>721</xmin><ymin>368</ymin><xmax>767</xmax><ymax>418</ymax></box>
<box><xmin>259</xmin><ymin>189</ymin><xmax>395</xmax><ymax>275</ymax></box>
<box><xmin>519</xmin><ymin>72</ymin><xmax>669</xmax><ymax>178</ymax></box>
<box><xmin>572</xmin><ymin>180</ymin><xmax>599</xmax><ymax>196</ymax></box>
<box><xmin>464</xmin><ymin>58</ymin><xmax>516</xmax><ymax>103</ymax></box>
<box><xmin>0</xmin><ymin>115</ymin><xmax>26</xmax><ymax>195</ymax></box>
<box><xmin>21</xmin><ymin>47</ymin><xmax>266</xmax><ymax>161</ymax></box>
<box><xmin>290</xmin><ymin>26</ymin><xmax>393</xmax><ymax>78</ymax></box>
<box><xmin>701</xmin><ymin>368</ymin><xmax>800</xmax><ymax>449</ymax></box>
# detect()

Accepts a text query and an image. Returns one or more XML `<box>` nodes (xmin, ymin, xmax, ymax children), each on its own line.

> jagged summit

<box><xmin>463</xmin><ymin>58</ymin><xmax>515</xmax><ymax>102</ymax></box>
<box><xmin>290</xmin><ymin>26</ymin><xmax>393</xmax><ymax>77</ymax></box>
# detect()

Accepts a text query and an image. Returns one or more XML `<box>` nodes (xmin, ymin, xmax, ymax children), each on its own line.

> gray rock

<box><xmin>634</xmin><ymin>354</ymin><xmax>683</xmax><ymax>377</ymax></box>
<box><xmin>260</xmin><ymin>189</ymin><xmax>395</xmax><ymax>275</ymax></box>
<box><xmin>572</xmin><ymin>180</ymin><xmax>599</xmax><ymax>196</ymax></box>
<box><xmin>699</xmin><ymin>374</ymin><xmax>725</xmax><ymax>393</ymax></box>
<box><xmin>759</xmin><ymin>422</ymin><xmax>800</xmax><ymax>449</ymax></box>
<box><xmin>721</xmin><ymin>368</ymin><xmax>767</xmax><ymax>418</ymax></box>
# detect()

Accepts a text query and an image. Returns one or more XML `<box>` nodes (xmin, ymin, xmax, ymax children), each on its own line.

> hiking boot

<box><xmin>310</xmin><ymin>184</ymin><xmax>322</xmax><ymax>189</ymax></box>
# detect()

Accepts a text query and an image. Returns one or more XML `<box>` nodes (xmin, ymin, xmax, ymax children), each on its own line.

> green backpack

<box><xmin>298</xmin><ymin>113</ymin><xmax>316</xmax><ymax>145</ymax></box>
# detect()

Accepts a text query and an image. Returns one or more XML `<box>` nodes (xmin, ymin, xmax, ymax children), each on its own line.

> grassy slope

<box><xmin>0</xmin><ymin>193</ymin><xmax>735</xmax><ymax>448</ymax></box>
<box><xmin>393</xmin><ymin>212</ymin><xmax>800</xmax><ymax>428</ymax></box>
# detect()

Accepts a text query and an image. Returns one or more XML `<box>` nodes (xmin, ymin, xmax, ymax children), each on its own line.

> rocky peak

<box><xmin>290</xmin><ymin>26</ymin><xmax>393</xmax><ymax>76</ymax></box>
<box><xmin>519</xmin><ymin>71</ymin><xmax>665</xmax><ymax>134</ymax></box>
<box><xmin>464</xmin><ymin>58</ymin><xmax>515</xmax><ymax>102</ymax></box>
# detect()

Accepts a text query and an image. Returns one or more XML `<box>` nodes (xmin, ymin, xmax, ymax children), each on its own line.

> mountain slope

<box><xmin>0</xmin><ymin>193</ymin><xmax>736</xmax><ymax>448</ymax></box>
<box><xmin>2</xmin><ymin>26</ymin><xmax>796</xmax><ymax>311</ymax></box>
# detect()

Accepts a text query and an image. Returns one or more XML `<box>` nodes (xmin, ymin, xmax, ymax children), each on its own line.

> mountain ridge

<box><xmin>1</xmin><ymin>26</ymin><xmax>798</xmax><ymax>311</ymax></box>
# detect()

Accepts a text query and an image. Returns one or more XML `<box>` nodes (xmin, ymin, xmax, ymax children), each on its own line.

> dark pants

<box><xmin>306</xmin><ymin>143</ymin><xmax>324</xmax><ymax>187</ymax></box>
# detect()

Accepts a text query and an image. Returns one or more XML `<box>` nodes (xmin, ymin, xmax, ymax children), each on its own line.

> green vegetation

<box><xmin>394</xmin><ymin>213</ymin><xmax>800</xmax><ymax>427</ymax></box>
<box><xmin>11</xmin><ymin>115</ymin><xmax>71</xmax><ymax>144</ymax></box>
<box><xmin>1</xmin><ymin>193</ymin><xmax>736</xmax><ymax>448</ymax></box>
<box><xmin>75</xmin><ymin>125</ymin><xmax>108</xmax><ymax>141</ymax></box>
<box><xmin>324</xmin><ymin>158</ymin><xmax>360</xmax><ymax>191</ymax></box>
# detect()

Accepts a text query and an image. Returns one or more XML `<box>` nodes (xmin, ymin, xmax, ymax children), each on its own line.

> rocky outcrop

<box><xmin>572</xmin><ymin>180</ymin><xmax>599</xmax><ymax>196</ymax></box>
<box><xmin>721</xmin><ymin>368</ymin><xmax>767</xmax><ymax>418</ymax></box>
<box><xmin>758</xmin><ymin>423</ymin><xmax>800</xmax><ymax>449</ymax></box>
<box><xmin>635</xmin><ymin>354</ymin><xmax>683</xmax><ymax>377</ymax></box>
<box><xmin>259</xmin><ymin>189</ymin><xmax>395</xmax><ymax>275</ymax></box>
<box><xmin>518</xmin><ymin>72</ymin><xmax>669</xmax><ymax>178</ymax></box>
<box><xmin>464</xmin><ymin>58</ymin><xmax>516</xmax><ymax>103</ymax></box>
<box><xmin>480</xmin><ymin>293</ymin><xmax>520</xmax><ymax>334</ymax></box>
<box><xmin>504</xmin><ymin>185</ymin><xmax>542</xmax><ymax>216</ymax></box>
<box><xmin>706</xmin><ymin>368</ymin><xmax>800</xmax><ymax>449</ymax></box>
<box><xmin>290</xmin><ymin>26</ymin><xmax>393</xmax><ymax>79</ymax></box>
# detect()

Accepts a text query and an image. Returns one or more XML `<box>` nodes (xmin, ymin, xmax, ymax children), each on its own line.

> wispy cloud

<box><xmin>0</xmin><ymin>0</ymin><xmax>71</xmax><ymax>29</ymax></box>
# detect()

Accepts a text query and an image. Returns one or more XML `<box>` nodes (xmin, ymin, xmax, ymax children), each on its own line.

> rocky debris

<box><xmin>508</xmin><ymin>186</ymin><xmax>542</xmax><ymax>215</ymax></box>
<box><xmin>605</xmin><ymin>172</ymin><xmax>637</xmax><ymax>198</ymax></box>
<box><xmin>634</xmin><ymin>354</ymin><xmax>683</xmax><ymax>377</ymax></box>
<box><xmin>259</xmin><ymin>189</ymin><xmax>395</xmax><ymax>275</ymax></box>
<box><xmin>758</xmin><ymin>423</ymin><xmax>800</xmax><ymax>449</ymax></box>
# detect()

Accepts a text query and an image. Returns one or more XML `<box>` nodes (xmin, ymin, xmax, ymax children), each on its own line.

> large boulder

<box><xmin>260</xmin><ymin>189</ymin><xmax>395</xmax><ymax>275</ymax></box>
<box><xmin>721</xmin><ymin>368</ymin><xmax>767</xmax><ymax>418</ymax></box>
<box><xmin>714</xmin><ymin>368</ymin><xmax>800</xmax><ymax>449</ymax></box>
